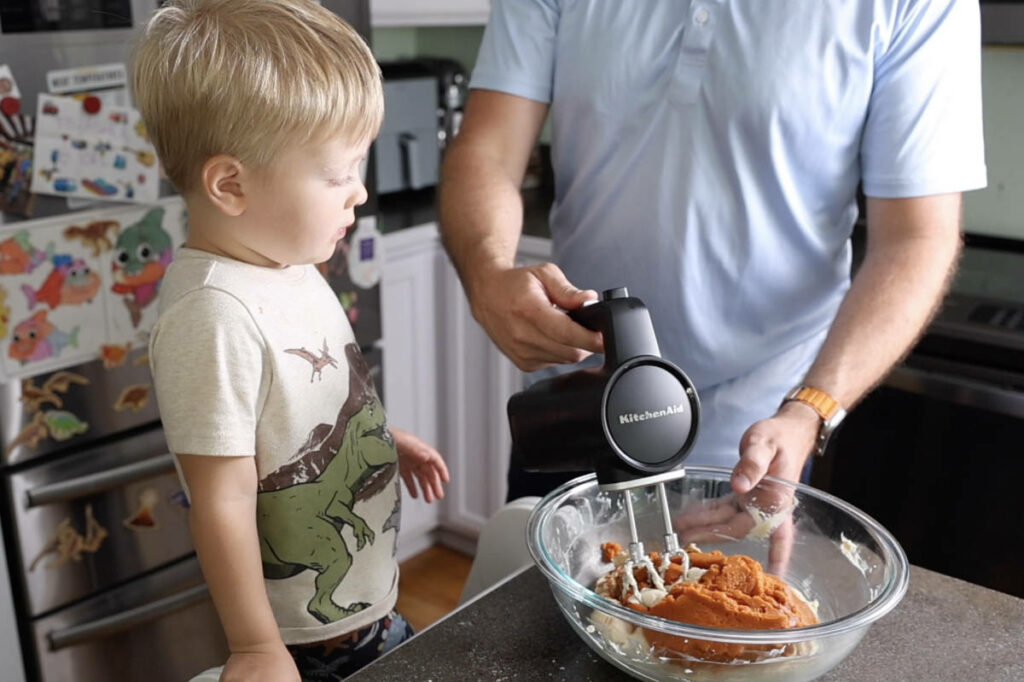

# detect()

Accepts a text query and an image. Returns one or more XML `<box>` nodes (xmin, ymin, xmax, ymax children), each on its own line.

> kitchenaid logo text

<box><xmin>618</xmin><ymin>404</ymin><xmax>686</xmax><ymax>425</ymax></box>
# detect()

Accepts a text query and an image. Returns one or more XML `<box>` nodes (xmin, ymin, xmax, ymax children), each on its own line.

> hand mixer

<box><xmin>507</xmin><ymin>287</ymin><xmax>702</xmax><ymax>587</ymax></box>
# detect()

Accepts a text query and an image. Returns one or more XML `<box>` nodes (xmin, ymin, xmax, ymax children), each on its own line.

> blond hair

<box><xmin>132</xmin><ymin>0</ymin><xmax>383</xmax><ymax>193</ymax></box>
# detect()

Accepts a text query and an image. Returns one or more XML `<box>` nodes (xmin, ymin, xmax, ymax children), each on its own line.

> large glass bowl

<box><xmin>526</xmin><ymin>467</ymin><xmax>909</xmax><ymax>681</ymax></box>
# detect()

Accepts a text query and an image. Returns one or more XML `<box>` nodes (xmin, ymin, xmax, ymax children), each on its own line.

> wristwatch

<box><xmin>782</xmin><ymin>386</ymin><xmax>847</xmax><ymax>457</ymax></box>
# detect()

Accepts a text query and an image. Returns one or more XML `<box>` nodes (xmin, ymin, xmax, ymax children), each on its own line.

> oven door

<box><xmin>813</xmin><ymin>353</ymin><xmax>1024</xmax><ymax>598</ymax></box>
<box><xmin>31</xmin><ymin>555</ymin><xmax>227</xmax><ymax>682</ymax></box>
<box><xmin>7</xmin><ymin>425</ymin><xmax>193</xmax><ymax>616</ymax></box>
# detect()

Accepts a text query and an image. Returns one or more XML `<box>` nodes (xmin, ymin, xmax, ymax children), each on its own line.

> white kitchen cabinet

<box><xmin>381</xmin><ymin>224</ymin><xmax>446</xmax><ymax>561</ymax></box>
<box><xmin>437</xmin><ymin>234</ymin><xmax>554</xmax><ymax>540</ymax></box>
<box><xmin>381</xmin><ymin>224</ymin><xmax>553</xmax><ymax>551</ymax></box>
<box><xmin>370</xmin><ymin>0</ymin><xmax>490</xmax><ymax>26</ymax></box>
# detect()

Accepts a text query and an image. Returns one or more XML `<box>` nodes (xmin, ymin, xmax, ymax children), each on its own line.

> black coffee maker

<box><xmin>507</xmin><ymin>287</ymin><xmax>701</xmax><ymax>492</ymax></box>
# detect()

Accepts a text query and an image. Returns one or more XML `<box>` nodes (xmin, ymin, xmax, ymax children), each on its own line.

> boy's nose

<box><xmin>349</xmin><ymin>181</ymin><xmax>368</xmax><ymax>208</ymax></box>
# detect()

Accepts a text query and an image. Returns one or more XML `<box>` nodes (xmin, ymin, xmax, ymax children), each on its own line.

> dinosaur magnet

<box><xmin>64</xmin><ymin>219</ymin><xmax>119</xmax><ymax>257</ymax></box>
<box><xmin>113</xmin><ymin>383</ymin><xmax>151</xmax><ymax>412</ymax></box>
<box><xmin>20</xmin><ymin>371</ymin><xmax>90</xmax><ymax>411</ymax></box>
<box><xmin>285</xmin><ymin>339</ymin><xmax>339</xmax><ymax>383</ymax></box>
<box><xmin>123</xmin><ymin>487</ymin><xmax>160</xmax><ymax>530</ymax></box>
<box><xmin>42</xmin><ymin>410</ymin><xmax>89</xmax><ymax>441</ymax></box>
<box><xmin>29</xmin><ymin>504</ymin><xmax>108</xmax><ymax>571</ymax></box>
<box><xmin>5</xmin><ymin>411</ymin><xmax>48</xmax><ymax>456</ymax></box>
<box><xmin>99</xmin><ymin>342</ymin><xmax>131</xmax><ymax>369</ymax></box>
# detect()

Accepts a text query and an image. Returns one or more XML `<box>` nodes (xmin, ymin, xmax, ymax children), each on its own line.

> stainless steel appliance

<box><xmin>375</xmin><ymin>62</ymin><xmax>442</xmax><ymax>195</ymax></box>
<box><xmin>0</xmin><ymin>1</ymin><xmax>380</xmax><ymax>680</ymax></box>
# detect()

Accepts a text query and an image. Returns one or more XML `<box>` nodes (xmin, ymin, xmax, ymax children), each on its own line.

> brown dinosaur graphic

<box><xmin>63</xmin><ymin>220</ymin><xmax>120</xmax><ymax>257</ymax></box>
<box><xmin>284</xmin><ymin>338</ymin><xmax>338</xmax><ymax>383</ymax></box>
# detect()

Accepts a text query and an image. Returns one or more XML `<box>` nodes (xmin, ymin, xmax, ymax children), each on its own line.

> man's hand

<box><xmin>220</xmin><ymin>642</ymin><xmax>300</xmax><ymax>682</ymax></box>
<box><xmin>674</xmin><ymin>401</ymin><xmax>820</xmax><ymax>576</ymax></box>
<box><xmin>392</xmin><ymin>427</ymin><xmax>450</xmax><ymax>503</ymax></box>
<box><xmin>466</xmin><ymin>262</ymin><xmax>603</xmax><ymax>371</ymax></box>
<box><xmin>731</xmin><ymin>400</ymin><xmax>819</xmax><ymax>494</ymax></box>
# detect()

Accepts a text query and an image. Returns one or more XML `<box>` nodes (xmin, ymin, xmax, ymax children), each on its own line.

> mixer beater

<box><xmin>508</xmin><ymin>288</ymin><xmax>701</xmax><ymax>592</ymax></box>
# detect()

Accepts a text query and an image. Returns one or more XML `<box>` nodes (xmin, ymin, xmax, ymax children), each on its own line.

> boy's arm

<box><xmin>177</xmin><ymin>454</ymin><xmax>294</xmax><ymax>669</ymax></box>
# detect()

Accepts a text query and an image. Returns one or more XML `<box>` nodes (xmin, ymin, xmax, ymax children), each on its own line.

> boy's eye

<box><xmin>328</xmin><ymin>177</ymin><xmax>354</xmax><ymax>187</ymax></box>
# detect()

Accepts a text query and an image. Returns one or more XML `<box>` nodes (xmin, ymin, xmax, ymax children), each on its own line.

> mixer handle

<box><xmin>569</xmin><ymin>288</ymin><xmax>662</xmax><ymax>366</ymax></box>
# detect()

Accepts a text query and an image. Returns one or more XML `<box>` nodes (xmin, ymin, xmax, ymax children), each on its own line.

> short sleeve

<box><xmin>149</xmin><ymin>288</ymin><xmax>267</xmax><ymax>456</ymax></box>
<box><xmin>470</xmin><ymin>0</ymin><xmax>559</xmax><ymax>103</ymax></box>
<box><xmin>861</xmin><ymin>0</ymin><xmax>987</xmax><ymax>198</ymax></box>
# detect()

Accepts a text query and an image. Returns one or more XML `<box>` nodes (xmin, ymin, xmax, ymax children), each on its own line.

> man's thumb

<box><xmin>536</xmin><ymin>265</ymin><xmax>597</xmax><ymax>310</ymax></box>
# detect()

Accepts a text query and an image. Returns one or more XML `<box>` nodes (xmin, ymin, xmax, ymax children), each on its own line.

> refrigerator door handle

<box><xmin>47</xmin><ymin>583</ymin><xmax>209</xmax><ymax>651</ymax></box>
<box><xmin>25</xmin><ymin>453</ymin><xmax>177</xmax><ymax>508</ymax></box>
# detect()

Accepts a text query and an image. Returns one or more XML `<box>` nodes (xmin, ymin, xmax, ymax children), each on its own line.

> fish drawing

<box><xmin>0</xmin><ymin>231</ymin><xmax>51</xmax><ymax>275</ymax></box>
<box><xmin>111</xmin><ymin>208</ymin><xmax>173</xmax><ymax>328</ymax></box>
<box><xmin>8</xmin><ymin>311</ymin><xmax>80</xmax><ymax>365</ymax></box>
<box><xmin>21</xmin><ymin>255</ymin><xmax>101</xmax><ymax>309</ymax></box>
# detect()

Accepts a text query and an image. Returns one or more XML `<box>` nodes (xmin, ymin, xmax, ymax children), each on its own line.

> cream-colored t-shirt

<box><xmin>150</xmin><ymin>248</ymin><xmax>399</xmax><ymax>644</ymax></box>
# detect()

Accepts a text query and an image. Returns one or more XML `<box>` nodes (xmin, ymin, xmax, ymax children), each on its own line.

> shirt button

<box><xmin>694</xmin><ymin>7</ymin><xmax>709</xmax><ymax>25</ymax></box>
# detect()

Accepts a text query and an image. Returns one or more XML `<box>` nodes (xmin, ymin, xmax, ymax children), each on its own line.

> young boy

<box><xmin>131</xmin><ymin>1</ymin><xmax>450</xmax><ymax>680</ymax></box>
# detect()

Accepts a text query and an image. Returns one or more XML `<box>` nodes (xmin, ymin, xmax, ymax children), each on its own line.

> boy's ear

<box><xmin>200</xmin><ymin>155</ymin><xmax>247</xmax><ymax>217</ymax></box>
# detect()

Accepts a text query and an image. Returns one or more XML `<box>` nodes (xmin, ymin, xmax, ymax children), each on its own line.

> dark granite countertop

<box><xmin>350</xmin><ymin>564</ymin><xmax>1024</xmax><ymax>681</ymax></box>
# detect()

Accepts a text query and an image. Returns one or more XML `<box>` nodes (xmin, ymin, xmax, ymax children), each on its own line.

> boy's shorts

<box><xmin>287</xmin><ymin>610</ymin><xmax>414</xmax><ymax>681</ymax></box>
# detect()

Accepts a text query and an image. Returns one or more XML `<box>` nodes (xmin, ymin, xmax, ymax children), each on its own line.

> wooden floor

<box><xmin>396</xmin><ymin>545</ymin><xmax>474</xmax><ymax>632</ymax></box>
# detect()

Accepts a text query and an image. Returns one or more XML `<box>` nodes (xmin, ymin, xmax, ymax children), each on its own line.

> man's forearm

<box><xmin>189</xmin><ymin>496</ymin><xmax>281</xmax><ymax>652</ymax></box>
<box><xmin>802</xmin><ymin>194</ymin><xmax>963</xmax><ymax>408</ymax></box>
<box><xmin>439</xmin><ymin>142</ymin><xmax>525</xmax><ymax>296</ymax></box>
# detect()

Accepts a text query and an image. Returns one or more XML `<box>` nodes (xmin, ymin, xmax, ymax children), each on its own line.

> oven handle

<box><xmin>25</xmin><ymin>453</ymin><xmax>176</xmax><ymax>508</ymax></box>
<box><xmin>47</xmin><ymin>583</ymin><xmax>209</xmax><ymax>651</ymax></box>
<box><xmin>886</xmin><ymin>365</ymin><xmax>1024</xmax><ymax>419</ymax></box>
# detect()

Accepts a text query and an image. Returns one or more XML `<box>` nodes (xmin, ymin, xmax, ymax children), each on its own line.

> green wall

<box><xmin>372</xmin><ymin>26</ymin><xmax>485</xmax><ymax>72</ymax></box>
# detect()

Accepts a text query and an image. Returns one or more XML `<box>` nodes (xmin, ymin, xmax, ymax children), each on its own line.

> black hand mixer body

<box><xmin>507</xmin><ymin>287</ymin><xmax>701</xmax><ymax>491</ymax></box>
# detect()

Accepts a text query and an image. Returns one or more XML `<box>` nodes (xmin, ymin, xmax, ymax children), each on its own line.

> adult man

<box><xmin>440</xmin><ymin>0</ymin><xmax>986</xmax><ymax>500</ymax></box>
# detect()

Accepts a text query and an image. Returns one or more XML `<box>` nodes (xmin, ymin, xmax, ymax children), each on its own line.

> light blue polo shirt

<box><xmin>472</xmin><ymin>0</ymin><xmax>987</xmax><ymax>465</ymax></box>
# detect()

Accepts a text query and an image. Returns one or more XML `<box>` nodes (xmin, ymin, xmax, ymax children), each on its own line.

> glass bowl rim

<box><xmin>526</xmin><ymin>466</ymin><xmax>910</xmax><ymax>644</ymax></box>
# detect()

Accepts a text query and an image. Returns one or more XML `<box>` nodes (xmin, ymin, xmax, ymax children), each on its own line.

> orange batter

<box><xmin>597</xmin><ymin>542</ymin><xmax>818</xmax><ymax>662</ymax></box>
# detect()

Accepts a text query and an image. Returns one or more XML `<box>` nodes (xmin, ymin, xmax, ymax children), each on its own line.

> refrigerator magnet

<box><xmin>113</xmin><ymin>384</ymin><xmax>151</xmax><ymax>412</ymax></box>
<box><xmin>123</xmin><ymin>488</ymin><xmax>160</xmax><ymax>531</ymax></box>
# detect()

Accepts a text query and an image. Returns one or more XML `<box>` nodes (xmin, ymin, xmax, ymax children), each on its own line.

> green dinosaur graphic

<box><xmin>256</xmin><ymin>343</ymin><xmax>398</xmax><ymax>624</ymax></box>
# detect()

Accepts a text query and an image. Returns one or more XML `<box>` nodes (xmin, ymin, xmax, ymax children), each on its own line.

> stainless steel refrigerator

<box><xmin>0</xmin><ymin>1</ymin><xmax>379</xmax><ymax>680</ymax></box>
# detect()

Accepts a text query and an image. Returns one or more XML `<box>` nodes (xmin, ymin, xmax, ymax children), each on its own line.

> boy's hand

<box><xmin>392</xmin><ymin>427</ymin><xmax>449</xmax><ymax>503</ymax></box>
<box><xmin>220</xmin><ymin>642</ymin><xmax>299</xmax><ymax>682</ymax></box>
